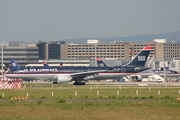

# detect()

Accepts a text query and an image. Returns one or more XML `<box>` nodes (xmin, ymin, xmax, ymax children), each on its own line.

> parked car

<box><xmin>116</xmin><ymin>78</ymin><xmax>125</xmax><ymax>82</ymax></box>
<box><xmin>155</xmin><ymin>79</ymin><xmax>163</xmax><ymax>83</ymax></box>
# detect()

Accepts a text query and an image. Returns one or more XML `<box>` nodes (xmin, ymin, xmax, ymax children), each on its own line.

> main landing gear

<box><xmin>73</xmin><ymin>81</ymin><xmax>86</xmax><ymax>85</ymax></box>
<box><xmin>53</xmin><ymin>81</ymin><xmax>58</xmax><ymax>84</ymax></box>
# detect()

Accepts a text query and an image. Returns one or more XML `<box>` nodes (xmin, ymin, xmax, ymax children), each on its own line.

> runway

<box><xmin>22</xmin><ymin>80</ymin><xmax>180</xmax><ymax>87</ymax></box>
<box><xmin>86</xmin><ymin>81</ymin><xmax>180</xmax><ymax>87</ymax></box>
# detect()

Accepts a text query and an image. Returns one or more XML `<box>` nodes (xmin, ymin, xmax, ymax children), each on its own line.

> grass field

<box><xmin>0</xmin><ymin>83</ymin><xmax>180</xmax><ymax>120</ymax></box>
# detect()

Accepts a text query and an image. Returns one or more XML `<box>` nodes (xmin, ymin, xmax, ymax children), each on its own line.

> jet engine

<box><xmin>130</xmin><ymin>75</ymin><xmax>142</xmax><ymax>82</ymax></box>
<box><xmin>53</xmin><ymin>76</ymin><xmax>72</xmax><ymax>84</ymax></box>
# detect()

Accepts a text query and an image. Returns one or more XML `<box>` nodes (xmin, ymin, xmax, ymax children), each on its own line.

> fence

<box><xmin>0</xmin><ymin>78</ymin><xmax>22</xmax><ymax>89</ymax></box>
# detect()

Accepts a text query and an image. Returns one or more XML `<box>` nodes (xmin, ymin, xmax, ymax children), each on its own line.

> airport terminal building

<box><xmin>35</xmin><ymin>39</ymin><xmax>180</xmax><ymax>61</ymax></box>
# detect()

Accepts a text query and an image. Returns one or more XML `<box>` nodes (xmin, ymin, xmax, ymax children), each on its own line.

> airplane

<box><xmin>138</xmin><ymin>68</ymin><xmax>180</xmax><ymax>77</ymax></box>
<box><xmin>131</xmin><ymin>55</ymin><xmax>180</xmax><ymax>79</ymax></box>
<box><xmin>4</xmin><ymin>46</ymin><xmax>152</xmax><ymax>85</ymax></box>
<box><xmin>98</xmin><ymin>55</ymin><xmax>180</xmax><ymax>81</ymax></box>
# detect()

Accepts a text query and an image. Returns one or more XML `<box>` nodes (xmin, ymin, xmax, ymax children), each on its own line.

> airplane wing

<box><xmin>70</xmin><ymin>70</ymin><xmax>105</xmax><ymax>80</ymax></box>
<box><xmin>52</xmin><ymin>70</ymin><xmax>106</xmax><ymax>84</ymax></box>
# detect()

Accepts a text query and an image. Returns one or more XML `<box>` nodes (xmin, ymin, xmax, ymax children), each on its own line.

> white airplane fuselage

<box><xmin>4</xmin><ymin>72</ymin><xmax>136</xmax><ymax>81</ymax></box>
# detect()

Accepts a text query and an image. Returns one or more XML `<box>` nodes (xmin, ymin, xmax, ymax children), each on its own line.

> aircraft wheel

<box><xmin>74</xmin><ymin>81</ymin><xmax>85</xmax><ymax>85</ymax></box>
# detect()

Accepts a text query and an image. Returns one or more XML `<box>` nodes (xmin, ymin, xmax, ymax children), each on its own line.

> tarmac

<box><xmin>85</xmin><ymin>81</ymin><xmax>180</xmax><ymax>87</ymax></box>
<box><xmin>22</xmin><ymin>80</ymin><xmax>180</xmax><ymax>87</ymax></box>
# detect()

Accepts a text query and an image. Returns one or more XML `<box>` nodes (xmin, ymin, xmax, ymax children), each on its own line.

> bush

<box><xmin>140</xmin><ymin>96</ymin><xmax>146</xmax><ymax>99</ymax></box>
<box><xmin>134</xmin><ymin>96</ymin><xmax>138</xmax><ymax>99</ymax></box>
<box><xmin>37</xmin><ymin>101</ymin><xmax>42</xmax><ymax>104</ymax></box>
<box><xmin>41</xmin><ymin>96</ymin><xmax>46</xmax><ymax>99</ymax></box>
<box><xmin>164</xmin><ymin>96</ymin><xmax>170</xmax><ymax>99</ymax></box>
<box><xmin>58</xmin><ymin>99</ymin><xmax>66</xmax><ymax>103</ymax></box>
<box><xmin>120</xmin><ymin>96</ymin><xmax>125</xmax><ymax>99</ymax></box>
<box><xmin>128</xmin><ymin>96</ymin><xmax>132</xmax><ymax>99</ymax></box>
<box><xmin>149</xmin><ymin>95</ymin><xmax>153</xmax><ymax>99</ymax></box>
<box><xmin>31</xmin><ymin>96</ymin><xmax>34</xmax><ymax>99</ymax></box>
<box><xmin>112</xmin><ymin>96</ymin><xmax>116</xmax><ymax>99</ymax></box>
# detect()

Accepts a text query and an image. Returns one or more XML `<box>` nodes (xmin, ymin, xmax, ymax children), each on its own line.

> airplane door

<box><xmin>121</xmin><ymin>68</ymin><xmax>126</xmax><ymax>73</ymax></box>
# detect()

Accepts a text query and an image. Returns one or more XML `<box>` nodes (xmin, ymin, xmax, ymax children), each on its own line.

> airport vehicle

<box><xmin>4</xmin><ymin>46</ymin><xmax>152</xmax><ymax>85</ymax></box>
<box><xmin>154</xmin><ymin>78</ymin><xmax>163</xmax><ymax>83</ymax></box>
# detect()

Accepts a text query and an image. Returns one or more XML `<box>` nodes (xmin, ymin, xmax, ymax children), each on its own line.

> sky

<box><xmin>0</xmin><ymin>0</ymin><xmax>180</xmax><ymax>42</ymax></box>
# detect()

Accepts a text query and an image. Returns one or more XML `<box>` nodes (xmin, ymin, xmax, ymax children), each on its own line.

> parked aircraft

<box><xmin>98</xmin><ymin>55</ymin><xmax>180</xmax><ymax>81</ymax></box>
<box><xmin>138</xmin><ymin>69</ymin><xmax>180</xmax><ymax>77</ymax></box>
<box><xmin>4</xmin><ymin>46</ymin><xmax>152</xmax><ymax>85</ymax></box>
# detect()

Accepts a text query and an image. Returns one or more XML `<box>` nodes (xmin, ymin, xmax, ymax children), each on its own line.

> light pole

<box><xmin>1</xmin><ymin>46</ymin><xmax>3</xmax><ymax>76</ymax></box>
<box><xmin>94</xmin><ymin>44</ymin><xmax>97</xmax><ymax>66</ymax></box>
<box><xmin>163</xmin><ymin>60</ymin><xmax>166</xmax><ymax>83</ymax></box>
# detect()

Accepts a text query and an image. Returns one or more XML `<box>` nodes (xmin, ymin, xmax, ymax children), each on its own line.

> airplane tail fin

<box><xmin>10</xmin><ymin>59</ymin><xmax>21</xmax><ymax>71</ymax></box>
<box><xmin>60</xmin><ymin>62</ymin><xmax>63</xmax><ymax>68</ymax></box>
<box><xmin>124</xmin><ymin>46</ymin><xmax>152</xmax><ymax>67</ymax></box>
<box><xmin>96</xmin><ymin>58</ymin><xmax>107</xmax><ymax>67</ymax></box>
<box><xmin>42</xmin><ymin>61</ymin><xmax>49</xmax><ymax>68</ymax></box>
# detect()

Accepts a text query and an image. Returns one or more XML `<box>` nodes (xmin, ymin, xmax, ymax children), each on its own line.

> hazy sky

<box><xmin>1</xmin><ymin>0</ymin><xmax>180</xmax><ymax>42</ymax></box>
